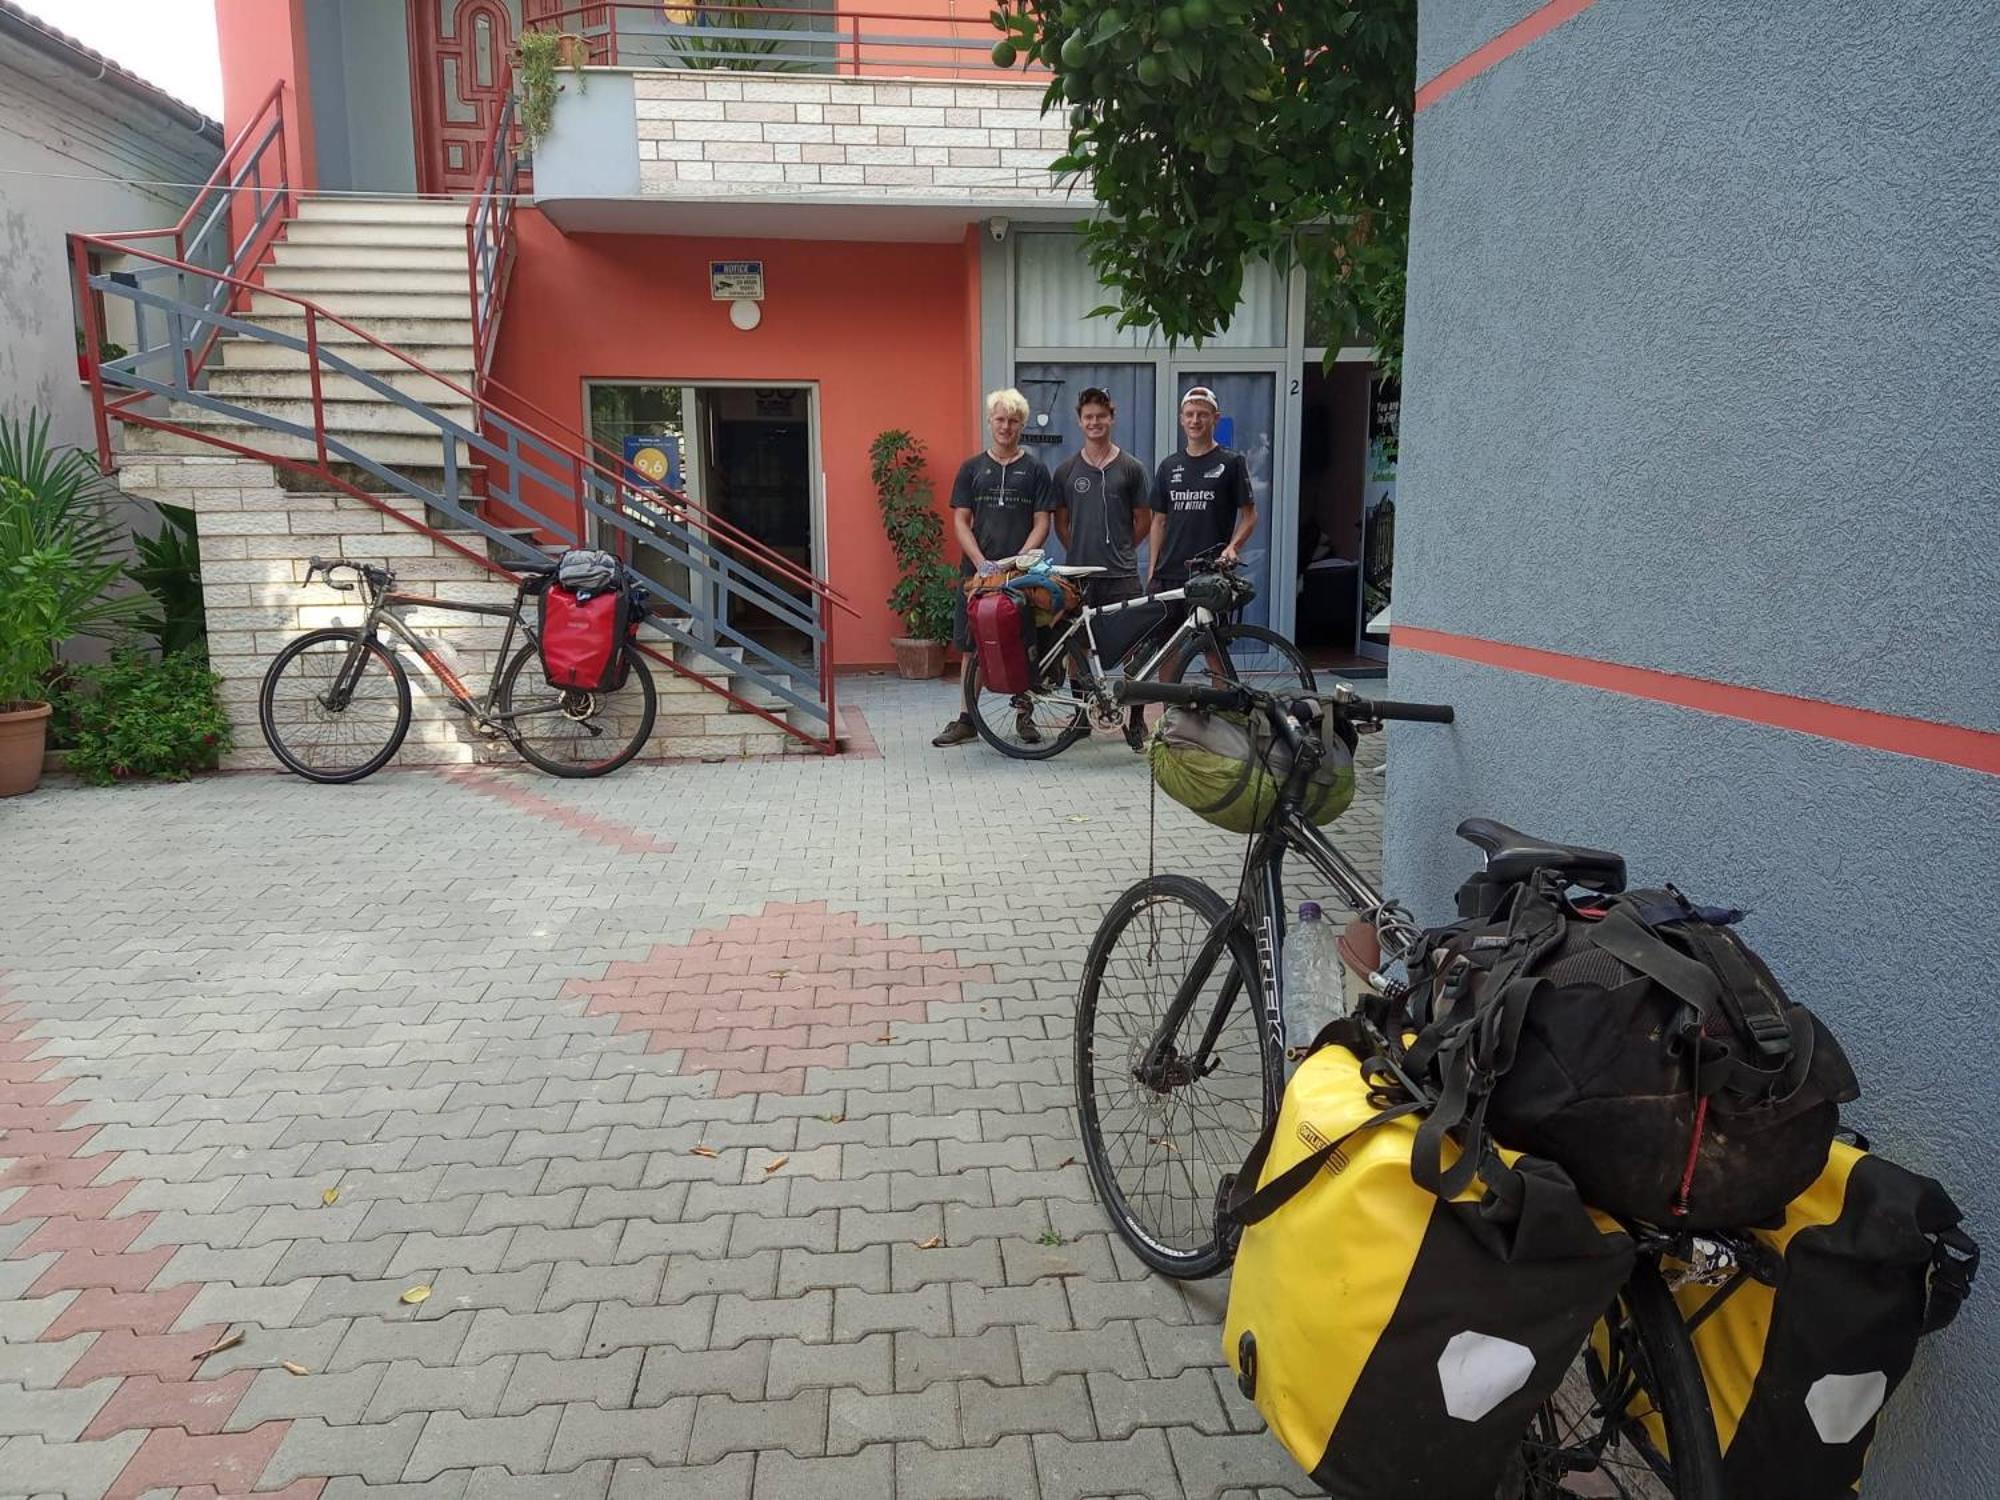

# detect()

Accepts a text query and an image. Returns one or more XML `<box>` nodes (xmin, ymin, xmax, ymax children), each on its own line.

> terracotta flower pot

<box><xmin>556</xmin><ymin>33</ymin><xmax>590</xmax><ymax>67</ymax></box>
<box><xmin>0</xmin><ymin>701</ymin><xmax>53</xmax><ymax>797</ymax></box>
<box><xmin>891</xmin><ymin>638</ymin><xmax>948</xmax><ymax>680</ymax></box>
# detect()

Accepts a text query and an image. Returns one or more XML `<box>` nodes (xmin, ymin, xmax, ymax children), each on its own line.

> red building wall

<box><xmin>488</xmin><ymin>211</ymin><xmax>978</xmax><ymax>668</ymax></box>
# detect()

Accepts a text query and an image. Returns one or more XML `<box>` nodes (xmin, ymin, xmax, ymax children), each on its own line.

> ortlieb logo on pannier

<box><xmin>536</xmin><ymin>550</ymin><xmax>643</xmax><ymax>694</ymax></box>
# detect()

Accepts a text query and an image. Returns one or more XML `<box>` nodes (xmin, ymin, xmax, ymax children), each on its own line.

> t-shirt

<box><xmin>949</xmin><ymin>450</ymin><xmax>1055</xmax><ymax>571</ymax></box>
<box><xmin>1153</xmin><ymin>444</ymin><xmax>1253</xmax><ymax>581</ymax></box>
<box><xmin>1051</xmin><ymin>449</ymin><xmax>1152</xmax><ymax>578</ymax></box>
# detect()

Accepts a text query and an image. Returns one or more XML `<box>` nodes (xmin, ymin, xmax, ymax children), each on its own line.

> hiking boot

<box><xmin>932</xmin><ymin>719</ymin><xmax>977</xmax><ymax>747</ymax></box>
<box><xmin>1124</xmin><ymin>716</ymin><xmax>1149</xmax><ymax>754</ymax></box>
<box><xmin>1015</xmin><ymin>709</ymin><xmax>1043</xmax><ymax>744</ymax></box>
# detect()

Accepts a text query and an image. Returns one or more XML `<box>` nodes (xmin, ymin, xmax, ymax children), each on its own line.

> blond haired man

<box><xmin>934</xmin><ymin>388</ymin><xmax>1056</xmax><ymax>747</ymax></box>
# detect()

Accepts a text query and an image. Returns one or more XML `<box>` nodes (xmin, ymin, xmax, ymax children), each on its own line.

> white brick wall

<box><xmin>631</xmin><ymin>73</ymin><xmax>1077</xmax><ymax>201</ymax></box>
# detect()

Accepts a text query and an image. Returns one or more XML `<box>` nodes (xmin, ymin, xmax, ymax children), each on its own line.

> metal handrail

<box><xmin>71</xmin><ymin>234</ymin><xmax>844</xmax><ymax>751</ymax></box>
<box><xmin>528</xmin><ymin>1</ymin><xmax>1026</xmax><ymax>78</ymax></box>
<box><xmin>466</xmin><ymin>87</ymin><xmax>520</xmax><ymax>383</ymax></box>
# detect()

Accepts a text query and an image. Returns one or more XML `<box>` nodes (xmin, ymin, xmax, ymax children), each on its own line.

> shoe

<box><xmin>1015</xmin><ymin>710</ymin><xmax>1042</xmax><ymax>745</ymax></box>
<box><xmin>1124</xmin><ymin>717</ymin><xmax>1149</xmax><ymax>753</ymax></box>
<box><xmin>932</xmin><ymin>719</ymin><xmax>977</xmax><ymax>747</ymax></box>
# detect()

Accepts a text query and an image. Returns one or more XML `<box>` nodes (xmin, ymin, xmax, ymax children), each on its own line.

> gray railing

<box><xmin>467</xmin><ymin>91</ymin><xmax>521</xmax><ymax>382</ymax></box>
<box><xmin>73</xmin><ymin>241</ymin><xmax>845</xmax><ymax>750</ymax></box>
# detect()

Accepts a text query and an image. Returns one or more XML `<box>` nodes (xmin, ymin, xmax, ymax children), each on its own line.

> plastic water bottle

<box><xmin>1282</xmin><ymin>903</ymin><xmax>1344</xmax><ymax>1068</ymax></box>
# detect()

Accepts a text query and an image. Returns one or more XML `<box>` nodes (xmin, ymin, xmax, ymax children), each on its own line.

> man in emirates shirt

<box><xmin>1146</xmin><ymin>386</ymin><xmax>1258</xmax><ymax>593</ymax></box>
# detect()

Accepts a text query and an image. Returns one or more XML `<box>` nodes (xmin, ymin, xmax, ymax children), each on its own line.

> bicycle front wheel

<box><xmin>1076</xmin><ymin>874</ymin><xmax>1281</xmax><ymax>1279</ymax></box>
<box><xmin>1506</xmin><ymin>1261</ymin><xmax>1725</xmax><ymax>1499</ymax></box>
<box><xmin>259</xmin><ymin>628</ymin><xmax>412</xmax><ymax>783</ymax></box>
<box><xmin>496</xmin><ymin>643</ymin><xmax>658</xmax><ymax>778</ymax></box>
<box><xmin>1164</xmin><ymin>622</ymin><xmax>1317</xmax><ymax>698</ymax></box>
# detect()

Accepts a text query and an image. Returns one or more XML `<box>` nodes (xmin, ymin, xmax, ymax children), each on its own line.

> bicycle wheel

<box><xmin>966</xmin><ymin>652</ymin><xmax>1088</xmax><ymax>760</ymax></box>
<box><xmin>1076</xmin><ymin>874</ymin><xmax>1281</xmax><ymax>1279</ymax></box>
<box><xmin>1164</xmin><ymin>622</ymin><xmax>1317</xmax><ymax>697</ymax></box>
<box><xmin>1504</xmin><ymin>1261</ymin><xmax>1725</xmax><ymax>1499</ymax></box>
<box><xmin>496</xmin><ymin>643</ymin><xmax>658</xmax><ymax>778</ymax></box>
<box><xmin>259</xmin><ymin>628</ymin><xmax>412</xmax><ymax>783</ymax></box>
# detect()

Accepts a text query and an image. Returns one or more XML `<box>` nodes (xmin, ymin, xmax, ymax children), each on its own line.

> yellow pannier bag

<box><xmin>1639</xmin><ymin>1139</ymin><xmax>1977</xmax><ymax>1497</ymax></box>
<box><xmin>1222</xmin><ymin>1028</ymin><xmax>1634</xmax><ymax>1499</ymax></box>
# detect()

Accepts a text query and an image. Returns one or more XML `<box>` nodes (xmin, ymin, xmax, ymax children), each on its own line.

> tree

<box><xmin>992</xmin><ymin>0</ymin><xmax>1417</xmax><ymax>365</ymax></box>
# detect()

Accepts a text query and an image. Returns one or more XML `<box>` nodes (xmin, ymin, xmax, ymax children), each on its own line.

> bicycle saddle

<box><xmin>1455</xmin><ymin>817</ymin><xmax>1627</xmax><ymax>892</ymax></box>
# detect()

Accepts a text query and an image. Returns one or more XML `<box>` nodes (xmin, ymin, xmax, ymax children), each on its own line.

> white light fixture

<box><xmin>729</xmin><ymin>299</ymin><xmax>761</xmax><ymax>331</ymax></box>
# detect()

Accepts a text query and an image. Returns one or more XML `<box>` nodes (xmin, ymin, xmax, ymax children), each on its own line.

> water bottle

<box><xmin>1281</xmin><ymin>902</ymin><xmax>1344</xmax><ymax>1068</ymax></box>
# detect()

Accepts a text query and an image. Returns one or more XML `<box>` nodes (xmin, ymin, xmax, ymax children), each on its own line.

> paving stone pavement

<box><xmin>0</xmin><ymin>674</ymin><xmax>1390</xmax><ymax>1498</ymax></box>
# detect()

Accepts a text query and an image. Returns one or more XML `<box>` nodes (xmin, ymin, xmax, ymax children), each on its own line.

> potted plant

<box><xmin>870</xmin><ymin>429</ymin><xmax>957</xmax><ymax>679</ymax></box>
<box><xmin>0</xmin><ymin>412</ymin><xmax>145</xmax><ymax>796</ymax></box>
<box><xmin>516</xmin><ymin>29</ymin><xmax>589</xmax><ymax>149</ymax></box>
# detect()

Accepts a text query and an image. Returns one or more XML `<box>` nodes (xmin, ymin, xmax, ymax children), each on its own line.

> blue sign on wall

<box><xmin>622</xmin><ymin>434</ymin><xmax>682</xmax><ymax>494</ymax></box>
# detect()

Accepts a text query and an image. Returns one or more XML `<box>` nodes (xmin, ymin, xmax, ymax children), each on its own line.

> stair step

<box><xmin>208</xmin><ymin>367</ymin><xmax>469</xmax><ymax>407</ymax></box>
<box><xmin>281</xmin><ymin>220</ymin><xmax>473</xmax><ymax>249</ymax></box>
<box><xmin>294</xmin><ymin>196</ymin><xmax>472</xmax><ymax>224</ymax></box>
<box><xmin>241</xmin><ymin>314</ymin><xmax>475</xmax><ymax>354</ymax></box>
<box><xmin>250</xmin><ymin>289</ymin><xmax>470</xmax><ymax>320</ymax></box>
<box><xmin>156</xmin><ymin>410</ymin><xmax>472</xmax><ymax>468</ymax></box>
<box><xmin>179</xmin><ymin>393</ymin><xmax>475</xmax><ymax>437</ymax></box>
<box><xmin>271</xmin><ymin>243</ymin><xmax>470</xmax><ymax>272</ymax></box>
<box><xmin>219</xmin><ymin>339</ymin><xmax>476</xmax><ymax>377</ymax></box>
<box><xmin>264</xmin><ymin>267</ymin><xmax>472</xmax><ymax>296</ymax></box>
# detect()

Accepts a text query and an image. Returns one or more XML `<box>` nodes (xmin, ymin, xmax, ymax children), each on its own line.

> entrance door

<box><xmin>1170</xmin><ymin>368</ymin><xmax>1280</xmax><ymax>632</ymax></box>
<box><xmin>412</xmin><ymin>0</ymin><xmax>514</xmax><ymax>194</ymax></box>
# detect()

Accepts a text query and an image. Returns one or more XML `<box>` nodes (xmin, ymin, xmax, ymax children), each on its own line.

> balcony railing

<box><xmin>528</xmin><ymin>2</ymin><xmax>1025</xmax><ymax>79</ymax></box>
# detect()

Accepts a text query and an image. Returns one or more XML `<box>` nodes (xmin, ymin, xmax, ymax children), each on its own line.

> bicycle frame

<box><xmin>1025</xmin><ymin>583</ymin><xmax>1212</xmax><ymax>709</ymax></box>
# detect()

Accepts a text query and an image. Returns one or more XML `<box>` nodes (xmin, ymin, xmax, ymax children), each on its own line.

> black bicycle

<box><xmin>258</xmin><ymin>556</ymin><xmax>657</xmax><ymax>782</ymax></box>
<box><xmin>1075</xmin><ymin>676</ymin><xmax>1728</xmax><ymax>1499</ymax></box>
<box><xmin>965</xmin><ymin>552</ymin><xmax>1314</xmax><ymax>760</ymax></box>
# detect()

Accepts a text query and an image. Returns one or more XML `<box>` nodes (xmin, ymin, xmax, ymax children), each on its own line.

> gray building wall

<box><xmin>1392</xmin><ymin>1</ymin><xmax>2000</xmax><ymax>1490</ymax></box>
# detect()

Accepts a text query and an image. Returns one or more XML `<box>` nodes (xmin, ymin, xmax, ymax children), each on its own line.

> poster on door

<box><xmin>623</xmin><ymin>434</ymin><xmax>683</xmax><ymax>495</ymax></box>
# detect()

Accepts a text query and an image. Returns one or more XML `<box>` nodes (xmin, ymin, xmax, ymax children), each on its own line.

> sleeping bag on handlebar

<box><xmin>1223</xmin><ymin>1025</ymin><xmax>1634</xmax><ymax>1499</ymax></box>
<box><xmin>1149</xmin><ymin>706</ymin><xmax>1354</xmax><ymax>834</ymax></box>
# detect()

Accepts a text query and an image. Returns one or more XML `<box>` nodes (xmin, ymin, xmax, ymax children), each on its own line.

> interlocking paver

<box><xmin>1</xmin><ymin>679</ymin><xmax>1381</xmax><ymax>1498</ymax></box>
<box><xmin>0</xmin><ymin>1377</ymin><xmax>119</xmax><ymax>1443</ymax></box>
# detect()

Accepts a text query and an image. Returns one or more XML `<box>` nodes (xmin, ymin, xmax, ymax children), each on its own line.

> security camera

<box><xmin>988</xmin><ymin>217</ymin><xmax>1010</xmax><ymax>243</ymax></box>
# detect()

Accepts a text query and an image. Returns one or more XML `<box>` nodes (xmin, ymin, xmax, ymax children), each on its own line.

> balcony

<box><xmin>524</xmin><ymin>3</ymin><xmax>1081</xmax><ymax>236</ymax></box>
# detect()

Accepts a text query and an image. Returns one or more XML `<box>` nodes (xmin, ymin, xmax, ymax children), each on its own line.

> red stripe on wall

<box><xmin>1391</xmin><ymin>626</ymin><xmax>2000</xmax><ymax>777</ymax></box>
<box><xmin>1415</xmin><ymin>0</ymin><xmax>1605</xmax><ymax>112</ymax></box>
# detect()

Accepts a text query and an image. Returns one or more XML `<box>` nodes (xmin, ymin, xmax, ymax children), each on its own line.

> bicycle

<box><xmin>257</xmin><ymin>556</ymin><xmax>657</xmax><ymax>783</ymax></box>
<box><xmin>964</xmin><ymin>551</ymin><xmax>1315</xmax><ymax>760</ymax></box>
<box><xmin>1074</xmin><ymin>675</ymin><xmax>1731</xmax><ymax>1498</ymax></box>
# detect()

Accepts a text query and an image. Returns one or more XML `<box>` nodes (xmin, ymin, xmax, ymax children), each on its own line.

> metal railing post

<box><xmin>306</xmin><ymin>305</ymin><xmax>327</xmax><ymax>467</ymax></box>
<box><xmin>70</xmin><ymin>237</ymin><xmax>113</xmax><ymax>473</ymax></box>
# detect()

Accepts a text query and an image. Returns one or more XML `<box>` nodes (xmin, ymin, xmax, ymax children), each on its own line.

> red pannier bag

<box><xmin>538</xmin><ymin>584</ymin><xmax>631</xmax><ymax>692</ymax></box>
<box><xmin>969</xmin><ymin>590</ymin><xmax>1033</xmax><ymax>694</ymax></box>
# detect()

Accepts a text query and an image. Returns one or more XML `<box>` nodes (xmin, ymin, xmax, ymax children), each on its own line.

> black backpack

<box><xmin>1401</xmin><ymin>879</ymin><xmax>1861</xmax><ymax>1229</ymax></box>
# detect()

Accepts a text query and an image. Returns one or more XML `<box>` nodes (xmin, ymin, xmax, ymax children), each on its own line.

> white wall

<box><xmin>0</xmin><ymin>42</ymin><xmax>218</xmax><ymax>454</ymax></box>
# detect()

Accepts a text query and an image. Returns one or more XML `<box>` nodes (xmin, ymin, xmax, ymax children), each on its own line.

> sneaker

<box><xmin>932</xmin><ymin>719</ymin><xmax>977</xmax><ymax>747</ymax></box>
<box><xmin>1124</xmin><ymin>716</ymin><xmax>1149</xmax><ymax>753</ymax></box>
<box><xmin>1015</xmin><ymin>709</ymin><xmax>1042</xmax><ymax>745</ymax></box>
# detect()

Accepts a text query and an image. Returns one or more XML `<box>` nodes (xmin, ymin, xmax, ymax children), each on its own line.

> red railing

<box><xmin>72</xmin><ymin>234</ymin><xmax>855</xmax><ymax>753</ymax></box>
<box><xmin>528</xmin><ymin>2</ymin><xmax>1027</xmax><ymax>80</ymax></box>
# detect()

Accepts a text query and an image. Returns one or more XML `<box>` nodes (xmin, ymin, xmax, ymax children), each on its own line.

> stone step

<box><xmin>175</xmin><ymin>392</ymin><xmax>475</xmax><ymax>438</ymax></box>
<box><xmin>270</xmin><ymin>242</ymin><xmax>470</xmax><ymax>272</ymax></box>
<box><xmin>142</xmin><ymin>413</ymin><xmax>471</xmax><ymax>469</ymax></box>
<box><xmin>236</xmin><ymin>313</ymin><xmax>475</xmax><ymax>356</ymax></box>
<box><xmin>293</xmin><ymin>196</ymin><xmax>471</xmax><ymax>224</ymax></box>
<box><xmin>207</xmin><ymin>366</ymin><xmax>468</xmax><ymax>408</ymax></box>
<box><xmin>264</xmin><ymin>266</ymin><xmax>472</xmax><ymax>297</ymax></box>
<box><xmin>280</xmin><ymin>219</ymin><xmax>472</xmax><ymax>250</ymax></box>
<box><xmin>249</xmin><ymin>288</ymin><xmax>469</xmax><ymax>320</ymax></box>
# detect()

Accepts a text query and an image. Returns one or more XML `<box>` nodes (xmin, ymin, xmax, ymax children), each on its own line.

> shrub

<box><xmin>64</xmin><ymin>648</ymin><xmax>232</xmax><ymax>784</ymax></box>
<box><xmin>870</xmin><ymin>429</ymin><xmax>958</xmax><ymax>644</ymax></box>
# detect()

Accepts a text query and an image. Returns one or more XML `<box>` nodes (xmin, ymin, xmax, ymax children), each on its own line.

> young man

<box><xmin>1053</xmin><ymin>387</ymin><xmax>1153</xmax><ymax>750</ymax></box>
<box><xmin>1146</xmin><ymin>386</ymin><xmax>1258</xmax><ymax>593</ymax></box>
<box><xmin>933</xmin><ymin>388</ymin><xmax>1055</xmax><ymax>748</ymax></box>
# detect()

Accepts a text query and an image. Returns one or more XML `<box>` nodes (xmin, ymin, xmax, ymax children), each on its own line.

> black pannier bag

<box><xmin>1404</xmin><ymin>880</ymin><xmax>1860</xmax><ymax>1229</ymax></box>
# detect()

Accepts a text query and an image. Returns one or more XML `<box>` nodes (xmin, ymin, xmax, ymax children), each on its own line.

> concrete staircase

<box><xmin>110</xmin><ymin>195</ymin><xmax>832</xmax><ymax>768</ymax></box>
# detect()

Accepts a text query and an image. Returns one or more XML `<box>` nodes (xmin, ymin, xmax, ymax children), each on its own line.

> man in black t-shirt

<box><xmin>1146</xmin><ymin>386</ymin><xmax>1258</xmax><ymax>592</ymax></box>
<box><xmin>934</xmin><ymin>388</ymin><xmax>1055</xmax><ymax>747</ymax></box>
<box><xmin>1054</xmin><ymin>387</ymin><xmax>1153</xmax><ymax>750</ymax></box>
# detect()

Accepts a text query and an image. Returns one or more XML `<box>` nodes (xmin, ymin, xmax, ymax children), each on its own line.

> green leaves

<box><xmin>872</xmin><ymin>431</ymin><xmax>957</xmax><ymax>644</ymax></box>
<box><xmin>1000</xmin><ymin>0</ymin><xmax>1416</xmax><ymax>360</ymax></box>
<box><xmin>60</xmin><ymin>647</ymin><xmax>233</xmax><ymax>785</ymax></box>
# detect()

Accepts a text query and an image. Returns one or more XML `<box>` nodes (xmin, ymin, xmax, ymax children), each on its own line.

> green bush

<box><xmin>63</xmin><ymin>648</ymin><xmax>232</xmax><ymax>784</ymax></box>
<box><xmin>130</xmin><ymin>504</ymin><xmax>205</xmax><ymax>655</ymax></box>
<box><xmin>870</xmin><ymin>429</ymin><xmax>958</xmax><ymax>644</ymax></box>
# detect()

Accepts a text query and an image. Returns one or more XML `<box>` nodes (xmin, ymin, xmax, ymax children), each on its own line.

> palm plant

<box><xmin>658</xmin><ymin>1</ymin><xmax>816</xmax><ymax>73</ymax></box>
<box><xmin>0</xmin><ymin>412</ymin><xmax>144</xmax><ymax>707</ymax></box>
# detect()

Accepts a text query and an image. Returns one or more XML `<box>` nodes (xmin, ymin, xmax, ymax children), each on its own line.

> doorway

<box><xmin>410</xmin><ymin>0</ymin><xmax>514</xmax><ymax>194</ymax></box>
<box><xmin>1291</xmin><ymin>357</ymin><xmax>1392</xmax><ymax>675</ymax></box>
<box><xmin>586</xmin><ymin>381</ymin><xmax>820</xmax><ymax>669</ymax></box>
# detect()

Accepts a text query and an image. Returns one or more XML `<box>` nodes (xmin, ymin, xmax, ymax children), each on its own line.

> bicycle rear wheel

<box><xmin>496</xmin><ymin>643</ymin><xmax>658</xmax><ymax>777</ymax></box>
<box><xmin>1505</xmin><ymin>1261</ymin><xmax>1725</xmax><ymax>1498</ymax></box>
<box><xmin>965</xmin><ymin>653</ymin><xmax>1088</xmax><ymax>760</ymax></box>
<box><xmin>1164</xmin><ymin>622</ymin><xmax>1316</xmax><ymax>697</ymax></box>
<box><xmin>259</xmin><ymin>628</ymin><xmax>412</xmax><ymax>783</ymax></box>
<box><xmin>1076</xmin><ymin>875</ymin><xmax>1280</xmax><ymax>1279</ymax></box>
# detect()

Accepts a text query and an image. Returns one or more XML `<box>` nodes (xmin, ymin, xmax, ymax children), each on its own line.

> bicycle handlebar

<box><xmin>304</xmin><ymin>556</ymin><xmax>392</xmax><ymax>594</ymax></box>
<box><xmin>1114</xmin><ymin>678</ymin><xmax>1456</xmax><ymax>726</ymax></box>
